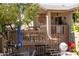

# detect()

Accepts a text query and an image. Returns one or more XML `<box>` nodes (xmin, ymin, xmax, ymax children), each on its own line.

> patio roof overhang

<box><xmin>39</xmin><ymin>3</ymin><xmax>79</xmax><ymax>11</ymax></box>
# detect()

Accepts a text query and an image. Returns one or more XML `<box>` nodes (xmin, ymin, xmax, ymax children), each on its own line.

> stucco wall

<box><xmin>38</xmin><ymin>11</ymin><xmax>73</xmax><ymax>26</ymax></box>
<box><xmin>51</xmin><ymin>12</ymin><xmax>72</xmax><ymax>26</ymax></box>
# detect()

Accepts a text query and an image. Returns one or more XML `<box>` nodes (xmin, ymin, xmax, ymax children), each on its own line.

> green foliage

<box><xmin>72</xmin><ymin>46</ymin><xmax>76</xmax><ymax>52</ymax></box>
<box><xmin>75</xmin><ymin>24</ymin><xmax>79</xmax><ymax>32</ymax></box>
<box><xmin>0</xmin><ymin>3</ymin><xmax>39</xmax><ymax>30</ymax></box>
<box><xmin>72</xmin><ymin>46</ymin><xmax>79</xmax><ymax>56</ymax></box>
<box><xmin>74</xmin><ymin>13</ymin><xmax>79</xmax><ymax>22</ymax></box>
<box><xmin>72</xmin><ymin>7</ymin><xmax>79</xmax><ymax>32</ymax></box>
<box><xmin>71</xmin><ymin>22</ymin><xmax>75</xmax><ymax>31</ymax></box>
<box><xmin>76</xmin><ymin>51</ymin><xmax>79</xmax><ymax>56</ymax></box>
<box><xmin>24</xmin><ymin>3</ymin><xmax>39</xmax><ymax>25</ymax></box>
<box><xmin>71</xmin><ymin>8</ymin><xmax>79</xmax><ymax>56</ymax></box>
<box><xmin>73</xmin><ymin>8</ymin><xmax>79</xmax><ymax>22</ymax></box>
<box><xmin>71</xmin><ymin>23</ymin><xmax>79</xmax><ymax>32</ymax></box>
<box><xmin>0</xmin><ymin>4</ymin><xmax>18</xmax><ymax>25</ymax></box>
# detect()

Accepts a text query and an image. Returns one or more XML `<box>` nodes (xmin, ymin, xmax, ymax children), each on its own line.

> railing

<box><xmin>5</xmin><ymin>30</ymin><xmax>48</xmax><ymax>55</ymax></box>
<box><xmin>5</xmin><ymin>25</ymin><xmax>69</xmax><ymax>56</ymax></box>
<box><xmin>51</xmin><ymin>25</ymin><xmax>69</xmax><ymax>34</ymax></box>
<box><xmin>20</xmin><ymin>30</ymin><xmax>49</xmax><ymax>56</ymax></box>
<box><xmin>22</xmin><ymin>30</ymin><xmax>47</xmax><ymax>45</ymax></box>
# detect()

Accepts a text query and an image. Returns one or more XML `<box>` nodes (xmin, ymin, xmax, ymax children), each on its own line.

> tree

<box><xmin>24</xmin><ymin>3</ymin><xmax>39</xmax><ymax>26</ymax></box>
<box><xmin>0</xmin><ymin>3</ymin><xmax>39</xmax><ymax>31</ymax></box>
<box><xmin>0</xmin><ymin>3</ymin><xmax>39</xmax><ymax>49</ymax></box>
<box><xmin>0</xmin><ymin>3</ymin><xmax>19</xmax><ymax>31</ymax></box>
<box><xmin>71</xmin><ymin>7</ymin><xmax>79</xmax><ymax>56</ymax></box>
<box><xmin>73</xmin><ymin>8</ymin><xmax>79</xmax><ymax>23</ymax></box>
<box><xmin>72</xmin><ymin>8</ymin><xmax>79</xmax><ymax>32</ymax></box>
<box><xmin>16</xmin><ymin>3</ymin><xmax>39</xmax><ymax>48</ymax></box>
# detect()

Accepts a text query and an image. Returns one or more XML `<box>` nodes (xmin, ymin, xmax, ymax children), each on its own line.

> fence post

<box><xmin>17</xmin><ymin>25</ymin><xmax>22</xmax><ymax>48</ymax></box>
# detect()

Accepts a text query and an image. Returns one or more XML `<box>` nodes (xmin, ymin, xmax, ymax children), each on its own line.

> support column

<box><xmin>68</xmin><ymin>12</ymin><xmax>73</xmax><ymax>41</ymax></box>
<box><xmin>69</xmin><ymin>13</ymin><xmax>73</xmax><ymax>32</ymax></box>
<box><xmin>34</xmin><ymin>15</ymin><xmax>40</xmax><ymax>30</ymax></box>
<box><xmin>46</xmin><ymin>11</ymin><xmax>52</xmax><ymax>39</ymax></box>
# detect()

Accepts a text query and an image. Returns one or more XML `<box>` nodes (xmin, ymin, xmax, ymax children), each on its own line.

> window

<box><xmin>55</xmin><ymin>17</ymin><xmax>63</xmax><ymax>25</ymax></box>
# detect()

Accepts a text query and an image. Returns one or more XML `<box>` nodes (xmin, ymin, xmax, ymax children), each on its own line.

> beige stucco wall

<box><xmin>38</xmin><ymin>10</ymin><xmax>73</xmax><ymax>40</ymax></box>
<box><xmin>38</xmin><ymin>11</ymin><xmax>73</xmax><ymax>31</ymax></box>
<box><xmin>50</xmin><ymin>11</ymin><xmax>72</xmax><ymax>26</ymax></box>
<box><xmin>38</xmin><ymin>10</ymin><xmax>73</xmax><ymax>26</ymax></box>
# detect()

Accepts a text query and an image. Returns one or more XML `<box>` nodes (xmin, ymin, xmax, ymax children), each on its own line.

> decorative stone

<box><xmin>59</xmin><ymin>42</ymin><xmax>68</xmax><ymax>51</ymax></box>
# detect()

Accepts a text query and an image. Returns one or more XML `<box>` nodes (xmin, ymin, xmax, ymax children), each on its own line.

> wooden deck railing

<box><xmin>6</xmin><ymin>25</ymin><xmax>69</xmax><ymax>55</ymax></box>
<box><xmin>51</xmin><ymin>25</ymin><xmax>69</xmax><ymax>34</ymax></box>
<box><xmin>6</xmin><ymin>30</ymin><xmax>49</xmax><ymax>55</ymax></box>
<box><xmin>22</xmin><ymin>30</ymin><xmax>47</xmax><ymax>45</ymax></box>
<box><xmin>7</xmin><ymin>30</ymin><xmax>47</xmax><ymax>45</ymax></box>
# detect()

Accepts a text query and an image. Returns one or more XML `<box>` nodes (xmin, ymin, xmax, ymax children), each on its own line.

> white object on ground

<box><xmin>59</xmin><ymin>42</ymin><xmax>68</xmax><ymax>56</ymax></box>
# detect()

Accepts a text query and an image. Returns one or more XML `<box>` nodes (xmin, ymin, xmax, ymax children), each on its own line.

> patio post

<box><xmin>34</xmin><ymin>15</ymin><xmax>39</xmax><ymax>30</ymax></box>
<box><xmin>17</xmin><ymin>25</ymin><xmax>22</xmax><ymax>48</ymax></box>
<box><xmin>68</xmin><ymin>13</ymin><xmax>73</xmax><ymax>41</ymax></box>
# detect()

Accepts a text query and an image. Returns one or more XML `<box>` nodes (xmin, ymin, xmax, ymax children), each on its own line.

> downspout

<box><xmin>46</xmin><ymin>15</ymin><xmax>52</xmax><ymax>40</ymax></box>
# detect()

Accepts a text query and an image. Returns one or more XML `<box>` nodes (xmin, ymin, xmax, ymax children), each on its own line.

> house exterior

<box><xmin>7</xmin><ymin>4</ymin><xmax>79</xmax><ymax>53</ymax></box>
<box><xmin>1</xmin><ymin>4</ymin><xmax>79</xmax><ymax>55</ymax></box>
<box><xmin>32</xmin><ymin>4</ymin><xmax>79</xmax><ymax>50</ymax></box>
